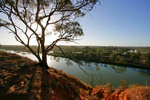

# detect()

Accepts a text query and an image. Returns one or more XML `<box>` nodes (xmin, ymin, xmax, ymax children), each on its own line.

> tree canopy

<box><xmin>0</xmin><ymin>0</ymin><xmax>99</xmax><ymax>68</ymax></box>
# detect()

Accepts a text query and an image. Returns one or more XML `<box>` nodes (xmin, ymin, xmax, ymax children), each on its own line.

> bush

<box><xmin>104</xmin><ymin>82</ymin><xmax>115</xmax><ymax>95</ymax></box>
<box><xmin>120</xmin><ymin>80</ymin><xmax>128</xmax><ymax>89</ymax></box>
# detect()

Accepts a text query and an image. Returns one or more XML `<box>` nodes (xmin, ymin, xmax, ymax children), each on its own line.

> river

<box><xmin>5</xmin><ymin>50</ymin><xmax>150</xmax><ymax>88</ymax></box>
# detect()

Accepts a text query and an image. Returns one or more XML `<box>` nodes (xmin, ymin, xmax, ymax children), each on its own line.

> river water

<box><xmin>5</xmin><ymin>50</ymin><xmax>150</xmax><ymax>88</ymax></box>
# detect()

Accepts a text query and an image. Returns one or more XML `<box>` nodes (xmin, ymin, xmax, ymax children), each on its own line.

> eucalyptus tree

<box><xmin>0</xmin><ymin>0</ymin><xmax>99</xmax><ymax>69</ymax></box>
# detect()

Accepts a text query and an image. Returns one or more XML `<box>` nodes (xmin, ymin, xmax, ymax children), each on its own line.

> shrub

<box><xmin>120</xmin><ymin>80</ymin><xmax>128</xmax><ymax>89</ymax></box>
<box><xmin>104</xmin><ymin>82</ymin><xmax>115</xmax><ymax>95</ymax></box>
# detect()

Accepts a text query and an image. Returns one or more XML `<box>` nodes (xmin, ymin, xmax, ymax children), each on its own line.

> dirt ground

<box><xmin>0</xmin><ymin>50</ymin><xmax>150</xmax><ymax>100</ymax></box>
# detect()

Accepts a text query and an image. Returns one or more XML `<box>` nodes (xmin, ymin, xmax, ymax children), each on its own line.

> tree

<box><xmin>146</xmin><ymin>52</ymin><xmax>150</xmax><ymax>65</ymax></box>
<box><xmin>0</xmin><ymin>0</ymin><xmax>99</xmax><ymax>69</ymax></box>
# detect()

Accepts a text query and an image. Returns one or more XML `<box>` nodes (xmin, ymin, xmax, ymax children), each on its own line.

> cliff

<box><xmin>0</xmin><ymin>50</ymin><xmax>150</xmax><ymax>100</ymax></box>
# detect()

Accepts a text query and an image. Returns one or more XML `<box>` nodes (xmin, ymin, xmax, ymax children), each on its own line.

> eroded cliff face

<box><xmin>0</xmin><ymin>50</ymin><xmax>150</xmax><ymax>100</ymax></box>
<box><xmin>92</xmin><ymin>86</ymin><xmax>150</xmax><ymax>100</ymax></box>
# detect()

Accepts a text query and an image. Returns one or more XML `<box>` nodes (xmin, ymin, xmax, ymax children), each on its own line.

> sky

<box><xmin>0</xmin><ymin>0</ymin><xmax>150</xmax><ymax>46</ymax></box>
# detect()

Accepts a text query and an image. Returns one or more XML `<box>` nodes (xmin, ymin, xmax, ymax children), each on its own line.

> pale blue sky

<box><xmin>0</xmin><ymin>0</ymin><xmax>150</xmax><ymax>46</ymax></box>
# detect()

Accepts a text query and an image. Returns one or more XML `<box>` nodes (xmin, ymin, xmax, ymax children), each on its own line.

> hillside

<box><xmin>0</xmin><ymin>50</ymin><xmax>150</xmax><ymax>100</ymax></box>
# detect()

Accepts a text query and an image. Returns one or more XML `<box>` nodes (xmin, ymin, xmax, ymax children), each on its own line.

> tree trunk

<box><xmin>38</xmin><ymin>51</ymin><xmax>49</xmax><ymax>69</ymax></box>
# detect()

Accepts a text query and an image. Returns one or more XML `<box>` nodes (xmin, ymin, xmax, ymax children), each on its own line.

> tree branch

<box><xmin>55</xmin><ymin>45</ymin><xmax>86</xmax><ymax>74</ymax></box>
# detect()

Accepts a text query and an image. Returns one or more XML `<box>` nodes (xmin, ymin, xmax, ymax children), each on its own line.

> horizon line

<box><xmin>1</xmin><ymin>44</ymin><xmax>150</xmax><ymax>48</ymax></box>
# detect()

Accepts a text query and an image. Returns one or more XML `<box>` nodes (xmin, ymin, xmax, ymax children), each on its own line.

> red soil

<box><xmin>0</xmin><ymin>50</ymin><xmax>150</xmax><ymax>100</ymax></box>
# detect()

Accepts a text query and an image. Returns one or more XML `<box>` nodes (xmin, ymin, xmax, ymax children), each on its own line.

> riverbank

<box><xmin>0</xmin><ymin>50</ymin><xmax>93</xmax><ymax>100</ymax></box>
<box><xmin>0</xmin><ymin>50</ymin><xmax>150</xmax><ymax>100</ymax></box>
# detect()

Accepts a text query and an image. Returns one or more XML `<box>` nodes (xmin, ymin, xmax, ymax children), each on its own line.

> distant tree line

<box><xmin>1</xmin><ymin>45</ymin><xmax>150</xmax><ymax>69</ymax></box>
<box><xmin>50</xmin><ymin>46</ymin><xmax>150</xmax><ymax>69</ymax></box>
<box><xmin>0</xmin><ymin>45</ymin><xmax>37</xmax><ymax>52</ymax></box>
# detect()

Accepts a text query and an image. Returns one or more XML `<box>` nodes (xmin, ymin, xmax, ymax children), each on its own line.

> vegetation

<box><xmin>1</xmin><ymin>50</ymin><xmax>150</xmax><ymax>100</ymax></box>
<box><xmin>120</xmin><ymin>80</ymin><xmax>128</xmax><ymax>89</ymax></box>
<box><xmin>104</xmin><ymin>83</ymin><xmax>115</xmax><ymax>95</ymax></box>
<box><xmin>0</xmin><ymin>0</ymin><xmax>98</xmax><ymax>68</ymax></box>
<box><xmin>1</xmin><ymin>45</ymin><xmax>150</xmax><ymax>69</ymax></box>
<box><xmin>50</xmin><ymin>46</ymin><xmax>150</xmax><ymax>69</ymax></box>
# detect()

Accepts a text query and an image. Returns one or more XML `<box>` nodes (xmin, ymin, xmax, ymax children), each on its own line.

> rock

<box><xmin>0</xmin><ymin>78</ymin><xmax>4</xmax><ymax>86</ymax></box>
<box><xmin>20</xmin><ymin>81</ymin><xmax>24</xmax><ymax>87</ymax></box>
<box><xmin>92</xmin><ymin>88</ymin><xmax>105</xmax><ymax>99</ymax></box>
<box><xmin>7</xmin><ymin>85</ymin><xmax>16</xmax><ymax>94</ymax></box>
<box><xmin>108</xmin><ymin>87</ymin><xmax>150</xmax><ymax>100</ymax></box>
<box><xmin>26</xmin><ymin>74</ymin><xmax>32</xmax><ymax>79</ymax></box>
